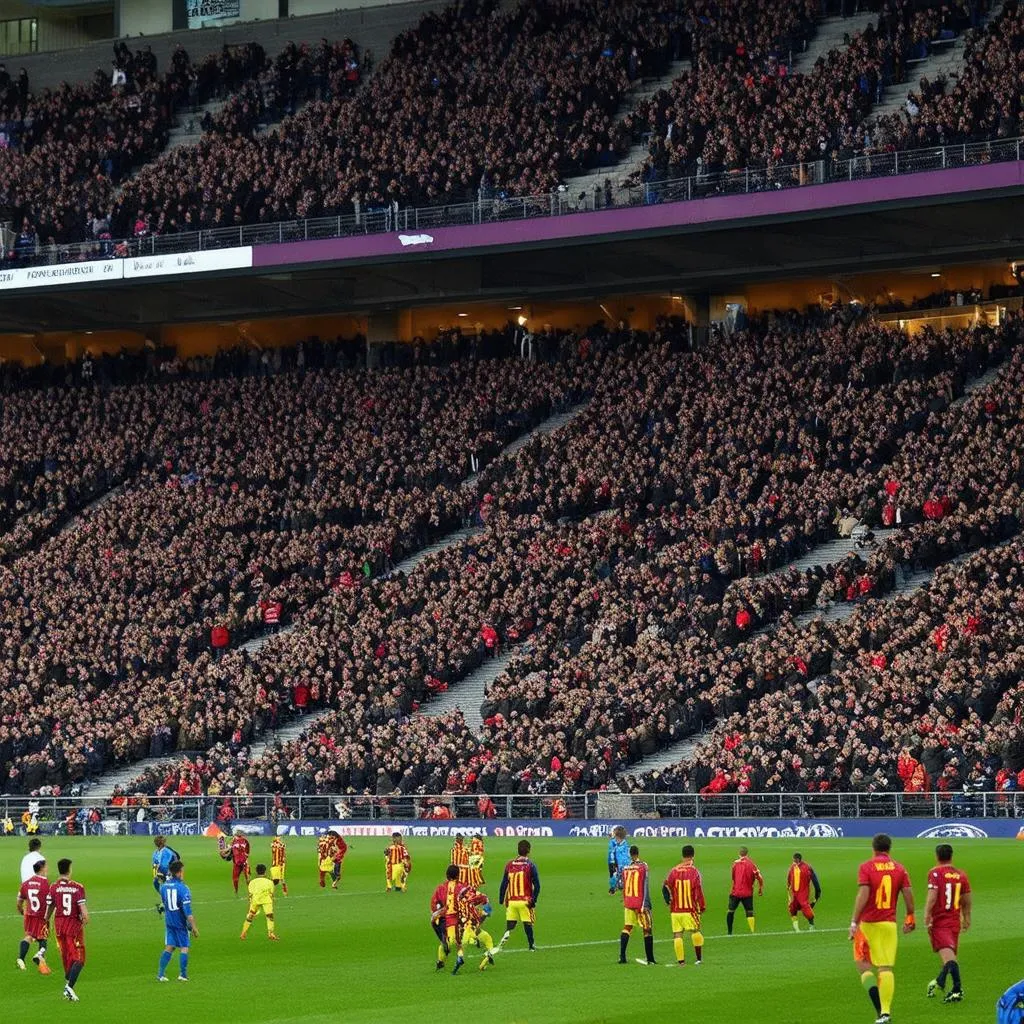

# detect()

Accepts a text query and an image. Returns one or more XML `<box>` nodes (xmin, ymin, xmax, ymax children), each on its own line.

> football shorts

<box><xmin>853</xmin><ymin>928</ymin><xmax>872</xmax><ymax>964</ymax></box>
<box><xmin>270</xmin><ymin>866</ymin><xmax>285</xmax><ymax>882</ymax></box>
<box><xmin>23</xmin><ymin>916</ymin><xmax>48</xmax><ymax>941</ymax></box>
<box><xmin>624</xmin><ymin>908</ymin><xmax>652</xmax><ymax>930</ymax></box>
<box><xmin>165</xmin><ymin>925</ymin><xmax>191</xmax><ymax>949</ymax></box>
<box><xmin>248</xmin><ymin>897</ymin><xmax>274</xmax><ymax>916</ymax></box>
<box><xmin>728</xmin><ymin>895</ymin><xmax>754</xmax><ymax>913</ymax></box>
<box><xmin>388</xmin><ymin>863</ymin><xmax>406</xmax><ymax>886</ymax></box>
<box><xmin>928</xmin><ymin>924</ymin><xmax>960</xmax><ymax>954</ymax></box>
<box><xmin>859</xmin><ymin>921</ymin><xmax>898</xmax><ymax>966</ymax></box>
<box><xmin>318</xmin><ymin>857</ymin><xmax>334</xmax><ymax>872</ymax></box>
<box><xmin>671</xmin><ymin>912</ymin><xmax>700</xmax><ymax>933</ymax></box>
<box><xmin>505</xmin><ymin>900</ymin><xmax>535</xmax><ymax>923</ymax></box>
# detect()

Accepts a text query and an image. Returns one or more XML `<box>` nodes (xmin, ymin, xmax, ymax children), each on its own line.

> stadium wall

<box><xmin>124</xmin><ymin>819</ymin><xmax>1024</xmax><ymax>840</ymax></box>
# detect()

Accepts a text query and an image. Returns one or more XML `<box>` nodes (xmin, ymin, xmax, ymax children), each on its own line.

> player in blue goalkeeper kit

<box><xmin>607</xmin><ymin>826</ymin><xmax>631</xmax><ymax>895</ymax></box>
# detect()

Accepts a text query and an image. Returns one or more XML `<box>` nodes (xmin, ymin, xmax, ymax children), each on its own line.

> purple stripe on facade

<box><xmin>252</xmin><ymin>161</ymin><xmax>1024</xmax><ymax>270</ymax></box>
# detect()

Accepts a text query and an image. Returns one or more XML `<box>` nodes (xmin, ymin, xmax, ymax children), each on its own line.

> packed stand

<box><xmin>0</xmin><ymin>334</ymin><xmax>600</xmax><ymax>793</ymax></box>
<box><xmin>0</xmin><ymin>42</ymin><xmax>270</xmax><ymax>260</ymax></box>
<box><xmin>140</xmin><ymin>309</ymin><xmax>1023</xmax><ymax>801</ymax></box>
<box><xmin>112</xmin><ymin>0</ymin><xmax>704</xmax><ymax>235</ymax></box>
<box><xmin>625</xmin><ymin>0</ymin><xmax>983</xmax><ymax>189</ymax></box>
<box><xmin>874</xmin><ymin>0</ymin><xmax>1022</xmax><ymax>151</ymax></box>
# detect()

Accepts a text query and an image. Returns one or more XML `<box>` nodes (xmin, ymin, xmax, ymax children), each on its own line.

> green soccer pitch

<box><xmin>3</xmin><ymin>836</ymin><xmax>1020</xmax><ymax>1024</ymax></box>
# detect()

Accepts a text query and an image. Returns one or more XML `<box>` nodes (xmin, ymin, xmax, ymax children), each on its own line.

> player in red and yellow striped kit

<box><xmin>431</xmin><ymin>865</ymin><xmax>462</xmax><ymax>972</ymax></box>
<box><xmin>450</xmin><ymin>834</ymin><xmax>471</xmax><ymax>884</ymax></box>
<box><xmin>468</xmin><ymin>835</ymin><xmax>485</xmax><ymax>885</ymax></box>
<box><xmin>269</xmin><ymin>837</ymin><xmax>288</xmax><ymax>895</ymax></box>
<box><xmin>458</xmin><ymin>883</ymin><xmax>496</xmax><ymax>972</ymax></box>
<box><xmin>385</xmin><ymin>833</ymin><xmax>411</xmax><ymax>893</ymax></box>
<box><xmin>663</xmin><ymin>844</ymin><xmax>706</xmax><ymax>966</ymax></box>
<box><xmin>618</xmin><ymin>845</ymin><xmax>656</xmax><ymax>965</ymax></box>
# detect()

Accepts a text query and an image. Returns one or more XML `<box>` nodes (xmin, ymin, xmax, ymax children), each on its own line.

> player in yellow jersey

<box><xmin>241</xmin><ymin>864</ymin><xmax>278</xmax><ymax>941</ymax></box>
<box><xmin>270</xmin><ymin>837</ymin><xmax>288</xmax><ymax>895</ymax></box>
<box><xmin>385</xmin><ymin>832</ymin><xmax>411</xmax><ymax>893</ymax></box>
<box><xmin>469</xmin><ymin>835</ymin><xmax>485</xmax><ymax>885</ymax></box>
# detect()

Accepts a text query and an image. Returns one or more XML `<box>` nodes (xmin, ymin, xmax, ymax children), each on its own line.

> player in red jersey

<box><xmin>330</xmin><ymin>831</ymin><xmax>348</xmax><ymax>889</ymax></box>
<box><xmin>45</xmin><ymin>858</ymin><xmax>88</xmax><ymax>1002</ymax></box>
<box><xmin>787</xmin><ymin>852</ymin><xmax>821</xmax><ymax>932</ymax></box>
<box><xmin>497</xmin><ymin>840</ymin><xmax>541</xmax><ymax>952</ymax></box>
<box><xmin>849</xmin><ymin>833</ymin><xmax>915</xmax><ymax>1024</ymax></box>
<box><xmin>430</xmin><ymin>864</ymin><xmax>462</xmax><ymax>973</ymax></box>
<box><xmin>924</xmin><ymin>844</ymin><xmax>971</xmax><ymax>1004</ymax></box>
<box><xmin>663</xmin><ymin>844</ymin><xmax>706</xmax><ymax>966</ymax></box>
<box><xmin>16</xmin><ymin>856</ymin><xmax>52</xmax><ymax>974</ymax></box>
<box><xmin>617</xmin><ymin>845</ymin><xmax>656</xmax><ymax>965</ymax></box>
<box><xmin>726</xmin><ymin>846</ymin><xmax>764</xmax><ymax>934</ymax></box>
<box><xmin>229</xmin><ymin>832</ymin><xmax>251</xmax><ymax>895</ymax></box>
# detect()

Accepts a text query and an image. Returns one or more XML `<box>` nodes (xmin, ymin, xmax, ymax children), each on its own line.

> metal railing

<box><xmin>8</xmin><ymin>135</ymin><xmax>1024</xmax><ymax>271</ymax></box>
<box><xmin>0</xmin><ymin>791</ymin><xmax>1018</xmax><ymax>831</ymax></box>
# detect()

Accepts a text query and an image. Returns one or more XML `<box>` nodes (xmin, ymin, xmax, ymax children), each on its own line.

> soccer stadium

<box><xmin>1</xmin><ymin>0</ymin><xmax>1024</xmax><ymax>1021</ymax></box>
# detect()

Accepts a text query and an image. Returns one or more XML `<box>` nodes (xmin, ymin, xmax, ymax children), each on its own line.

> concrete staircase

<box><xmin>871</xmin><ymin>4</ymin><xmax>1003</xmax><ymax>123</ymax></box>
<box><xmin>559</xmin><ymin>60</ymin><xmax>688</xmax><ymax>198</ymax></box>
<box><xmin>88</xmin><ymin>755</ymin><xmax>177</xmax><ymax>799</ymax></box>
<box><xmin>419</xmin><ymin>649</ymin><xmax>515</xmax><ymax>733</ymax></box>
<box><xmin>164</xmin><ymin>96</ymin><xmax>231</xmax><ymax>153</ymax></box>
<box><xmin>798</xmin><ymin>12</ymin><xmax>879</xmax><ymax>69</ymax></box>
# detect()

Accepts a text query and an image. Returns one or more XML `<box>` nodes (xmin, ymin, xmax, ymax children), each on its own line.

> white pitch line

<box><xmin>487</xmin><ymin>926</ymin><xmax>848</xmax><ymax>957</ymax></box>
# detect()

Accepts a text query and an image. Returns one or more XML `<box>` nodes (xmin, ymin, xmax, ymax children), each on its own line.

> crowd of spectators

<box><xmin>874</xmin><ymin>0</ymin><xmax>1020</xmax><ymax>150</ymax></box>
<box><xmin>627</xmin><ymin>0</ymin><xmax>985</xmax><ymax>186</ymax></box>
<box><xmin>3</xmin><ymin>0</ymin><xmax>1017</xmax><ymax>256</ymax></box>
<box><xmin>0</xmin><ymin>41</ymin><xmax>273</xmax><ymax>257</ymax></box>
<box><xmin>104</xmin><ymin>306</ymin><xmax>1023</xmax><ymax>803</ymax></box>
<box><xmin>0</xmin><ymin>327</ymin><xmax>611</xmax><ymax>793</ymax></box>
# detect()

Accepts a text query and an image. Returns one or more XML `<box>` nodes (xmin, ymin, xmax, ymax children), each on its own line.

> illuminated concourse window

<box><xmin>0</xmin><ymin>18</ymin><xmax>38</xmax><ymax>56</ymax></box>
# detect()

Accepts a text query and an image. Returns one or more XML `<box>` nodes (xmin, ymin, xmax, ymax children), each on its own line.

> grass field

<box><xmin>2</xmin><ymin>836</ymin><xmax>1019</xmax><ymax>1023</ymax></box>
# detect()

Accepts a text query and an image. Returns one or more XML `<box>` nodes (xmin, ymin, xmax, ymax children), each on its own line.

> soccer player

<box><xmin>787</xmin><ymin>852</ymin><xmax>821</xmax><ymax>932</ymax></box>
<box><xmin>924</xmin><ymin>844</ymin><xmax>971</xmax><ymax>1004</ymax></box>
<box><xmin>726</xmin><ymin>846</ymin><xmax>764</xmax><ymax>934</ymax></box>
<box><xmin>152</xmin><ymin>836</ymin><xmax>177</xmax><ymax>913</ymax></box>
<box><xmin>45</xmin><ymin>857</ymin><xmax>88</xmax><ymax>1002</ymax></box>
<box><xmin>330</xmin><ymin>830</ymin><xmax>348</xmax><ymax>889</ymax></box>
<box><xmin>617</xmin><ymin>845</ymin><xmax>656</xmax><ymax>966</ymax></box>
<box><xmin>20</xmin><ymin>837</ymin><xmax>43</xmax><ymax>884</ymax></box>
<box><xmin>16</xmin><ymin>857</ymin><xmax>51</xmax><ymax>974</ymax></box>
<box><xmin>849</xmin><ymin>832</ymin><xmax>915</xmax><ymax>1024</ymax></box>
<box><xmin>241</xmin><ymin>864</ymin><xmax>278</xmax><ymax>941</ymax></box>
<box><xmin>270</xmin><ymin>836</ymin><xmax>288</xmax><ymax>896</ymax></box>
<box><xmin>431</xmin><ymin>864</ymin><xmax>462</xmax><ymax>972</ymax></box>
<box><xmin>459</xmin><ymin>882</ymin><xmax>496</xmax><ymax>972</ymax></box>
<box><xmin>385</xmin><ymin>832</ymin><xmax>411</xmax><ymax>893</ymax></box>
<box><xmin>317</xmin><ymin>832</ymin><xmax>335</xmax><ymax>888</ymax></box>
<box><xmin>229</xmin><ymin>831</ymin><xmax>251</xmax><ymax>896</ymax></box>
<box><xmin>158</xmin><ymin>860</ymin><xmax>198</xmax><ymax>982</ymax></box>
<box><xmin>607</xmin><ymin>825</ymin><xmax>630</xmax><ymax>895</ymax></box>
<box><xmin>663</xmin><ymin>844</ymin><xmax>706</xmax><ymax>966</ymax></box>
<box><xmin>470</xmin><ymin>835</ymin><xmax>486</xmax><ymax>885</ymax></box>
<box><xmin>497</xmin><ymin>840</ymin><xmax>540</xmax><ymax>952</ymax></box>
<box><xmin>451</xmin><ymin>833</ymin><xmax>471</xmax><ymax>884</ymax></box>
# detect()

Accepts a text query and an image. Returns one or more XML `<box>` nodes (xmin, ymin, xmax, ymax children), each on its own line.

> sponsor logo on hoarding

<box><xmin>398</xmin><ymin>233</ymin><xmax>434</xmax><ymax>247</ymax></box>
<box><xmin>915</xmin><ymin>823</ymin><xmax>989</xmax><ymax>839</ymax></box>
<box><xmin>124</xmin><ymin>246</ymin><xmax>252</xmax><ymax>279</ymax></box>
<box><xmin>0</xmin><ymin>259</ymin><xmax>123</xmax><ymax>290</ymax></box>
<box><xmin>692</xmin><ymin>823</ymin><xmax>844</xmax><ymax>839</ymax></box>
